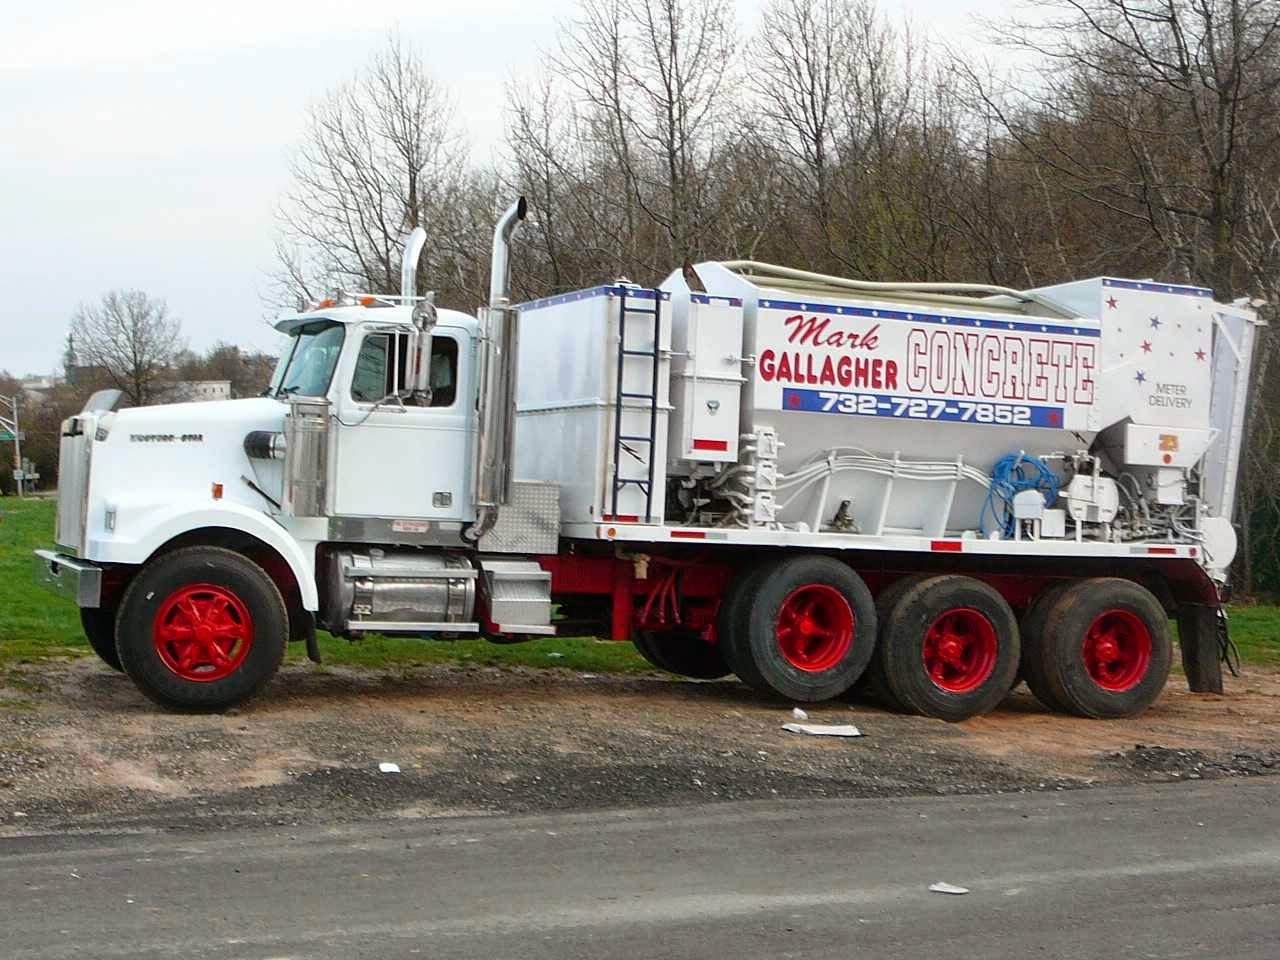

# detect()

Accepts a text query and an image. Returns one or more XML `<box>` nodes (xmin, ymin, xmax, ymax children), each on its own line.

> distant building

<box><xmin>20</xmin><ymin>375</ymin><xmax>63</xmax><ymax>402</ymax></box>
<box><xmin>172</xmin><ymin>380</ymin><xmax>232</xmax><ymax>402</ymax></box>
<box><xmin>62</xmin><ymin>338</ymin><xmax>109</xmax><ymax>390</ymax></box>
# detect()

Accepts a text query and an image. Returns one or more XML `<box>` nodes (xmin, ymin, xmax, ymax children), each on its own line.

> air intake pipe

<box><xmin>465</xmin><ymin>197</ymin><xmax>527</xmax><ymax>541</ymax></box>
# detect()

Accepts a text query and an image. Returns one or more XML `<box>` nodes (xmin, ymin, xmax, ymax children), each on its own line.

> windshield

<box><xmin>270</xmin><ymin>321</ymin><xmax>345</xmax><ymax>398</ymax></box>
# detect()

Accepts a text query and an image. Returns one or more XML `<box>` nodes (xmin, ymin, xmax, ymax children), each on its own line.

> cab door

<box><xmin>331</xmin><ymin>327</ymin><xmax>473</xmax><ymax>520</ymax></box>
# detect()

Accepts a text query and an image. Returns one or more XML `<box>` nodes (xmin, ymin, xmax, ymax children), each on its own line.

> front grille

<box><xmin>55</xmin><ymin>417</ymin><xmax>90</xmax><ymax>555</ymax></box>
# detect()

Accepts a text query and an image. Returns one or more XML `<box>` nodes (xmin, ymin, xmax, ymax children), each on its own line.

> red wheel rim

<box><xmin>1082</xmin><ymin>609</ymin><xmax>1152</xmax><ymax>692</ymax></box>
<box><xmin>775</xmin><ymin>584</ymin><xmax>854</xmax><ymax>672</ymax></box>
<box><xmin>152</xmin><ymin>583</ymin><xmax>254</xmax><ymax>682</ymax></box>
<box><xmin>922</xmin><ymin>607</ymin><xmax>998</xmax><ymax>693</ymax></box>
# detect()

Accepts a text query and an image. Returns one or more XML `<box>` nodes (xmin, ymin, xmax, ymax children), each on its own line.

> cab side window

<box><xmin>428</xmin><ymin>337</ymin><xmax>458</xmax><ymax>407</ymax></box>
<box><xmin>351</xmin><ymin>332</ymin><xmax>458</xmax><ymax>408</ymax></box>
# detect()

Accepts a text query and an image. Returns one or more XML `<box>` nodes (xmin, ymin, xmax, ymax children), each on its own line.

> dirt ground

<box><xmin>1</xmin><ymin>658</ymin><xmax>1278</xmax><ymax>836</ymax></box>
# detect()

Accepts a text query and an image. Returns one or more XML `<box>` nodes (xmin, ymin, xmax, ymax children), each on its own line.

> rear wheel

<box><xmin>1019</xmin><ymin>582</ymin><xmax>1072</xmax><ymax>712</ymax></box>
<box><xmin>879</xmin><ymin>575</ymin><xmax>1019</xmax><ymax>721</ymax></box>
<box><xmin>633</xmin><ymin>629</ymin><xmax>730</xmax><ymax>679</ymax></box>
<box><xmin>116</xmin><ymin>546</ymin><xmax>288</xmax><ymax>711</ymax></box>
<box><xmin>80</xmin><ymin>607</ymin><xmax>123</xmax><ymax>672</ymax></box>
<box><xmin>715</xmin><ymin>562</ymin><xmax>770</xmax><ymax>678</ymax></box>
<box><xmin>726</xmin><ymin>556</ymin><xmax>875</xmax><ymax>702</ymax></box>
<box><xmin>848</xmin><ymin>575</ymin><xmax>927</xmax><ymax>708</ymax></box>
<box><xmin>1035</xmin><ymin>579</ymin><xmax>1171</xmax><ymax>719</ymax></box>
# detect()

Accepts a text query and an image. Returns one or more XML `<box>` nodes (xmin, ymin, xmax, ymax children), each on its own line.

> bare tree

<box><xmin>69</xmin><ymin>290</ymin><xmax>184</xmax><ymax>407</ymax></box>
<box><xmin>963</xmin><ymin>0</ymin><xmax>1280</xmax><ymax>298</ymax></box>
<box><xmin>748</xmin><ymin>0</ymin><xmax>852</xmax><ymax>264</ymax></box>
<box><xmin>274</xmin><ymin>32</ymin><xmax>480</xmax><ymax>307</ymax></box>
<box><xmin>946</xmin><ymin>1</ymin><xmax>1280</xmax><ymax>588</ymax></box>
<box><xmin>551</xmin><ymin>0</ymin><xmax>737</xmax><ymax>267</ymax></box>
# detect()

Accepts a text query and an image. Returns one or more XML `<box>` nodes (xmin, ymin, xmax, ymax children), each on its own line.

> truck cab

<box><xmin>270</xmin><ymin>305</ymin><xmax>477</xmax><ymax>522</ymax></box>
<box><xmin>35</xmin><ymin>200</ymin><xmax>559</xmax><ymax>710</ymax></box>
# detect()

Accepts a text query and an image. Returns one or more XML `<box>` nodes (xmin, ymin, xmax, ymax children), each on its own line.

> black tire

<box><xmin>632</xmin><ymin>629</ymin><xmax>662</xmax><ymax>669</ymax></box>
<box><xmin>115</xmin><ymin>546</ymin><xmax>288</xmax><ymax>711</ymax></box>
<box><xmin>80</xmin><ymin>607</ymin><xmax>123</xmax><ymax>672</ymax></box>
<box><xmin>715</xmin><ymin>562</ymin><xmax>770</xmax><ymax>678</ymax></box>
<box><xmin>633</xmin><ymin>629</ymin><xmax>731</xmax><ymax>679</ymax></box>
<box><xmin>848</xmin><ymin>575</ymin><xmax>928</xmax><ymax>708</ymax></box>
<box><xmin>1018</xmin><ymin>581</ymin><xmax>1073</xmax><ymax>712</ymax></box>
<box><xmin>880</xmin><ymin>575</ymin><xmax>1020</xmax><ymax>722</ymax></box>
<box><xmin>726</xmin><ymin>555</ymin><xmax>876</xmax><ymax>702</ymax></box>
<box><xmin>1035</xmin><ymin>578</ymin><xmax>1172</xmax><ymax>719</ymax></box>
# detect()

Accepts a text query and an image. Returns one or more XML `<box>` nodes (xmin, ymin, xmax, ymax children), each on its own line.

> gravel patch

<box><xmin>1</xmin><ymin>656</ymin><xmax>1277</xmax><ymax>835</ymax></box>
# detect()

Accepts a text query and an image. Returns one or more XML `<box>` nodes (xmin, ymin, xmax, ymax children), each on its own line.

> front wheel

<box><xmin>80</xmin><ymin>607</ymin><xmax>123</xmax><ymax>672</ymax></box>
<box><xmin>116</xmin><ymin>546</ymin><xmax>288</xmax><ymax>711</ymax></box>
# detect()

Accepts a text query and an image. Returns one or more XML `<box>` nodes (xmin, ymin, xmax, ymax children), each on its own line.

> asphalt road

<box><xmin>3</xmin><ymin>779</ymin><xmax>1277</xmax><ymax>959</ymax></box>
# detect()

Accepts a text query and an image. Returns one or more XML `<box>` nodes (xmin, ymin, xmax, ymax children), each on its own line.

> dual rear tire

<box><xmin>876</xmin><ymin>576</ymin><xmax>1020</xmax><ymax>722</ymax></box>
<box><xmin>633</xmin><ymin>629</ymin><xmax>731</xmax><ymax>679</ymax></box>
<box><xmin>717</xmin><ymin>560</ymin><xmax>1017</xmax><ymax>717</ymax></box>
<box><xmin>1020</xmin><ymin>578</ymin><xmax>1171</xmax><ymax>718</ymax></box>
<box><xmin>717</xmin><ymin>562</ymin><xmax>1168</xmax><ymax>722</ymax></box>
<box><xmin>719</xmin><ymin>556</ymin><xmax>877</xmax><ymax>702</ymax></box>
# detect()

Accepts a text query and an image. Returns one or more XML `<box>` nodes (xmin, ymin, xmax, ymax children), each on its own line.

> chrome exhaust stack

<box><xmin>466</xmin><ymin>197</ymin><xmax>527</xmax><ymax>541</ymax></box>
<box><xmin>488</xmin><ymin>197</ymin><xmax>527</xmax><ymax>305</ymax></box>
<box><xmin>400</xmin><ymin>226</ymin><xmax>427</xmax><ymax>299</ymax></box>
<box><xmin>399</xmin><ymin>225</ymin><xmax>439</xmax><ymax>400</ymax></box>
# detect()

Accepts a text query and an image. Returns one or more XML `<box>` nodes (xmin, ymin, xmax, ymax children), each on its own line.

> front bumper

<box><xmin>32</xmin><ymin>549</ymin><xmax>102</xmax><ymax>608</ymax></box>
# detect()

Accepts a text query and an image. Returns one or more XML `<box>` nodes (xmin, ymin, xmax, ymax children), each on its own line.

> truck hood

<box><xmin>87</xmin><ymin>397</ymin><xmax>291</xmax><ymax>529</ymax></box>
<box><xmin>109</xmin><ymin>396</ymin><xmax>287</xmax><ymax>436</ymax></box>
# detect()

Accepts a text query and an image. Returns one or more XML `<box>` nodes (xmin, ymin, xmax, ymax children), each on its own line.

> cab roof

<box><xmin>273</xmin><ymin>303</ymin><xmax>479</xmax><ymax>336</ymax></box>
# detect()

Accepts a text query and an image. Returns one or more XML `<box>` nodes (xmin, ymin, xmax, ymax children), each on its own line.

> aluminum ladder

<box><xmin>610</xmin><ymin>288</ymin><xmax>662</xmax><ymax>523</ymax></box>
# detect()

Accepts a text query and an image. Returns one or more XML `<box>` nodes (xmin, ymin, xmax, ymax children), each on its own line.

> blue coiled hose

<box><xmin>981</xmin><ymin>453</ymin><xmax>1061</xmax><ymax>538</ymax></box>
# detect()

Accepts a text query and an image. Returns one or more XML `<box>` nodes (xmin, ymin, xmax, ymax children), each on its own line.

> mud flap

<box><xmin>300</xmin><ymin>611</ymin><xmax>322</xmax><ymax>664</ymax></box>
<box><xmin>1176</xmin><ymin>604</ymin><xmax>1224</xmax><ymax>694</ymax></box>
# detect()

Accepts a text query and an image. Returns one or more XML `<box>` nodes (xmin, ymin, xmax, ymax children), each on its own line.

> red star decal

<box><xmin>787</xmin><ymin>393</ymin><xmax>800</xmax><ymax>407</ymax></box>
<box><xmin>1195</xmin><ymin>349</ymin><xmax>1206</xmax><ymax>361</ymax></box>
<box><xmin>1141</xmin><ymin>340</ymin><xmax>1152</xmax><ymax>353</ymax></box>
<box><xmin>1047</xmin><ymin>410</ymin><xmax>1061</xmax><ymax>425</ymax></box>
<box><xmin>1106</xmin><ymin>296</ymin><xmax>1118</xmax><ymax>309</ymax></box>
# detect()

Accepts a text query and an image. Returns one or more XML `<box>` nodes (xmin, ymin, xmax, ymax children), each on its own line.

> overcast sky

<box><xmin>0</xmin><ymin>0</ymin><xmax>1011</xmax><ymax>378</ymax></box>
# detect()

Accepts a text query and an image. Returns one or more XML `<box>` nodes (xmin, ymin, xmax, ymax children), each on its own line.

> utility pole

<box><xmin>0</xmin><ymin>393</ymin><xmax>21</xmax><ymax>498</ymax></box>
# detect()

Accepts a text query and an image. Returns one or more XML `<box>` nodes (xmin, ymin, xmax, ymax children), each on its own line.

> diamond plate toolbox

<box><xmin>478</xmin><ymin>480</ymin><xmax>561</xmax><ymax>554</ymax></box>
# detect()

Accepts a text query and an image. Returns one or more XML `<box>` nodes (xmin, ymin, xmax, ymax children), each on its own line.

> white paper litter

<box><xmin>929</xmin><ymin>882</ymin><xmax>970</xmax><ymax>895</ymax></box>
<box><xmin>378</xmin><ymin>762</ymin><xmax>401</xmax><ymax>774</ymax></box>
<box><xmin>781</xmin><ymin>722</ymin><xmax>863</xmax><ymax>737</ymax></box>
<box><xmin>791</xmin><ymin>707</ymin><xmax>809</xmax><ymax>720</ymax></box>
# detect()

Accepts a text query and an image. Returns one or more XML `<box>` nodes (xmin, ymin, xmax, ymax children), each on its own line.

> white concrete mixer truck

<box><xmin>34</xmin><ymin>199</ymin><xmax>1264</xmax><ymax>721</ymax></box>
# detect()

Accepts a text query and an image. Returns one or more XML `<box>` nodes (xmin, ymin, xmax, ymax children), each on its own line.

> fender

<box><xmin>85</xmin><ymin>500</ymin><xmax>319</xmax><ymax>610</ymax></box>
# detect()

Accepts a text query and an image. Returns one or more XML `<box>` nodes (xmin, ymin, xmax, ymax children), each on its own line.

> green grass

<box><xmin>0</xmin><ymin>498</ymin><xmax>85</xmax><ymax>662</ymax></box>
<box><xmin>1223</xmin><ymin>604</ymin><xmax>1280</xmax><ymax>668</ymax></box>
<box><xmin>1</xmin><ymin>496</ymin><xmax>647</xmax><ymax>673</ymax></box>
<box><xmin>3</xmin><ymin>496</ymin><xmax>1278</xmax><ymax>671</ymax></box>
